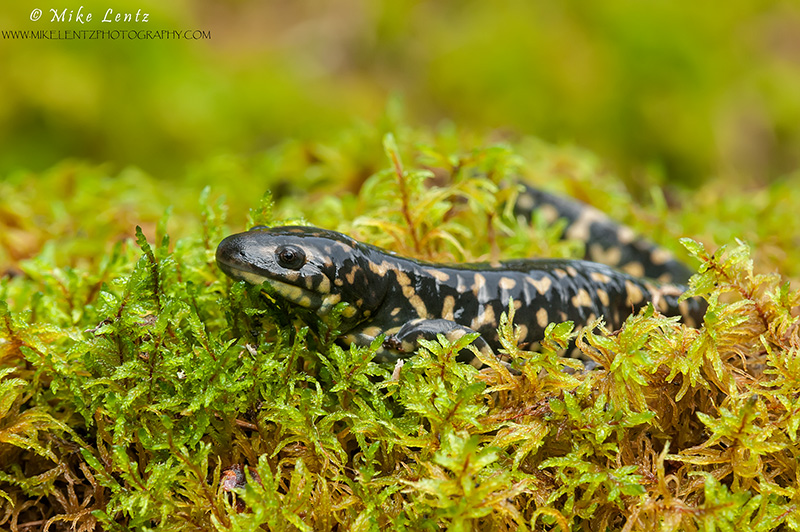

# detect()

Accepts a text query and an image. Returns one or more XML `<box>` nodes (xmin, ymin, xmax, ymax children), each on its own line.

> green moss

<box><xmin>1</xmin><ymin>127</ymin><xmax>799</xmax><ymax>530</ymax></box>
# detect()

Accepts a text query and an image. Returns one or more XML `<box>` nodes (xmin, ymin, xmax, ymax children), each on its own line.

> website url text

<box><xmin>1</xmin><ymin>29</ymin><xmax>211</xmax><ymax>40</ymax></box>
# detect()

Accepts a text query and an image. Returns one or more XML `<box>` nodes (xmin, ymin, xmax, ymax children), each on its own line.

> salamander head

<box><xmin>216</xmin><ymin>226</ymin><xmax>387</xmax><ymax>325</ymax></box>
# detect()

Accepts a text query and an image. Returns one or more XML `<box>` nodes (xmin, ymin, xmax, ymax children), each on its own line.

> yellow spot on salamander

<box><xmin>472</xmin><ymin>273</ymin><xmax>486</xmax><ymax>296</ymax></box>
<box><xmin>616</xmin><ymin>225</ymin><xmax>636</xmax><ymax>245</ymax></box>
<box><xmin>651</xmin><ymin>247</ymin><xmax>674</xmax><ymax>265</ymax></box>
<box><xmin>553</xmin><ymin>268</ymin><xmax>567</xmax><ymax>278</ymax></box>
<box><xmin>455</xmin><ymin>273</ymin><xmax>470</xmax><ymax>293</ymax></box>
<box><xmin>516</xmin><ymin>192</ymin><xmax>536</xmax><ymax>211</ymax></box>
<box><xmin>341</xmin><ymin>333</ymin><xmax>357</xmax><ymax>345</ymax></box>
<box><xmin>566</xmin><ymin>208</ymin><xmax>605</xmax><ymax>241</ymax></box>
<box><xmin>263</xmin><ymin>278</ymin><xmax>317</xmax><ymax>308</ymax></box>
<box><xmin>539</xmin><ymin>204</ymin><xmax>560</xmax><ymax>224</ymax></box>
<box><xmin>425</xmin><ymin>268</ymin><xmax>451</xmax><ymax>283</ymax></box>
<box><xmin>318</xmin><ymin>275</ymin><xmax>330</xmax><ymax>294</ymax></box>
<box><xmin>589</xmin><ymin>243</ymin><xmax>622</xmax><ymax>267</ymax></box>
<box><xmin>369</xmin><ymin>260</ymin><xmax>392</xmax><ymax>276</ymax></box>
<box><xmin>625</xmin><ymin>280</ymin><xmax>644</xmax><ymax>306</ymax></box>
<box><xmin>332</xmin><ymin>241</ymin><xmax>353</xmax><ymax>254</ymax></box>
<box><xmin>396</xmin><ymin>270</ymin><xmax>412</xmax><ymax>287</ymax></box>
<box><xmin>237</xmin><ymin>270</ymin><xmax>269</xmax><ymax>286</ymax></box>
<box><xmin>525</xmin><ymin>275</ymin><xmax>552</xmax><ymax>295</ymax></box>
<box><xmin>571</xmin><ymin>288</ymin><xmax>593</xmax><ymax>308</ymax></box>
<box><xmin>319</xmin><ymin>293</ymin><xmax>341</xmax><ymax>314</ymax></box>
<box><xmin>498</xmin><ymin>277</ymin><xmax>517</xmax><ymax>290</ymax></box>
<box><xmin>445</xmin><ymin>329</ymin><xmax>466</xmax><ymax>342</ymax></box>
<box><xmin>442</xmin><ymin>295</ymin><xmax>456</xmax><ymax>321</ymax></box>
<box><xmin>622</xmin><ymin>262</ymin><xmax>645</xmax><ymax>278</ymax></box>
<box><xmin>536</xmin><ymin>308</ymin><xmax>549</xmax><ymax>328</ymax></box>
<box><xmin>408</xmin><ymin>294</ymin><xmax>428</xmax><ymax>318</ymax></box>
<box><xmin>470</xmin><ymin>304</ymin><xmax>495</xmax><ymax>330</ymax></box>
<box><xmin>360</xmin><ymin>325</ymin><xmax>382</xmax><ymax>339</ymax></box>
<box><xmin>596</xmin><ymin>288</ymin><xmax>610</xmax><ymax>307</ymax></box>
<box><xmin>590</xmin><ymin>271</ymin><xmax>612</xmax><ymax>284</ymax></box>
<box><xmin>566</xmin><ymin>266</ymin><xmax>578</xmax><ymax>277</ymax></box>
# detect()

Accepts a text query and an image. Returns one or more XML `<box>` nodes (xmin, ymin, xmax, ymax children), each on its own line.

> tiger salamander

<box><xmin>216</xmin><ymin>186</ymin><xmax>706</xmax><ymax>367</ymax></box>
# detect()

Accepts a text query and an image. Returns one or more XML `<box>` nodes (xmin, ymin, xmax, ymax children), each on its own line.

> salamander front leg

<box><xmin>383</xmin><ymin>318</ymin><xmax>494</xmax><ymax>368</ymax></box>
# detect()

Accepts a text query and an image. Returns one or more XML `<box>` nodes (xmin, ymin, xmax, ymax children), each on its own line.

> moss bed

<box><xmin>1</xmin><ymin>126</ymin><xmax>799</xmax><ymax>530</ymax></box>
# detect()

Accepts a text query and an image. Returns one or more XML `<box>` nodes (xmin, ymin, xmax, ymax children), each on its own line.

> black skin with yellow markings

<box><xmin>216</xmin><ymin>216</ymin><xmax>707</xmax><ymax>367</ymax></box>
<box><xmin>514</xmin><ymin>184</ymin><xmax>694</xmax><ymax>284</ymax></box>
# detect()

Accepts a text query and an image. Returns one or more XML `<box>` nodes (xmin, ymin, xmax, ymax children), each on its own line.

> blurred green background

<box><xmin>2</xmin><ymin>0</ymin><xmax>799</xmax><ymax>187</ymax></box>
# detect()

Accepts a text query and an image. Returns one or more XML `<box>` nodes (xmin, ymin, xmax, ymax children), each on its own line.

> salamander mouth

<box><xmin>216</xmin><ymin>251</ymin><xmax>324</xmax><ymax>310</ymax></box>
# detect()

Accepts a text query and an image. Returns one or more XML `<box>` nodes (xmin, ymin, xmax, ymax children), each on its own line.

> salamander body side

<box><xmin>217</xmin><ymin>222</ymin><xmax>706</xmax><ymax>366</ymax></box>
<box><xmin>514</xmin><ymin>184</ymin><xmax>694</xmax><ymax>284</ymax></box>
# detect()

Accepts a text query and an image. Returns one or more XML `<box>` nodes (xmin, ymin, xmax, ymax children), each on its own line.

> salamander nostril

<box><xmin>216</xmin><ymin>235</ymin><xmax>245</xmax><ymax>266</ymax></box>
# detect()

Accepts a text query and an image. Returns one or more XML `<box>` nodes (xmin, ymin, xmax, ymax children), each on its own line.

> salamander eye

<box><xmin>276</xmin><ymin>245</ymin><xmax>305</xmax><ymax>269</ymax></box>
